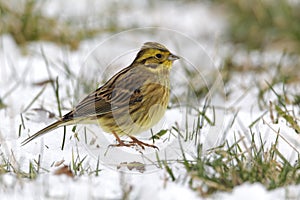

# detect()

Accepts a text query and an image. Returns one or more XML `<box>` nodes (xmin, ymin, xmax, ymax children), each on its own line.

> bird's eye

<box><xmin>155</xmin><ymin>53</ymin><xmax>162</xmax><ymax>59</ymax></box>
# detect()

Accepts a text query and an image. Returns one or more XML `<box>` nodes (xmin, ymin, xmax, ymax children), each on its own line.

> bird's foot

<box><xmin>127</xmin><ymin>135</ymin><xmax>158</xmax><ymax>150</ymax></box>
<box><xmin>109</xmin><ymin>132</ymin><xmax>158</xmax><ymax>150</ymax></box>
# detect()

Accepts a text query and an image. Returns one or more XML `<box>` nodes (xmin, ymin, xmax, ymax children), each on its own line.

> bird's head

<box><xmin>133</xmin><ymin>42</ymin><xmax>179</xmax><ymax>71</ymax></box>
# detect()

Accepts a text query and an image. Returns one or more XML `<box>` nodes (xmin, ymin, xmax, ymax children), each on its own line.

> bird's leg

<box><xmin>109</xmin><ymin>131</ymin><xmax>132</xmax><ymax>148</ymax></box>
<box><xmin>127</xmin><ymin>135</ymin><xmax>159</xmax><ymax>150</ymax></box>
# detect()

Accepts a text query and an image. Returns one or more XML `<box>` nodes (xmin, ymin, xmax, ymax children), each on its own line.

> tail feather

<box><xmin>21</xmin><ymin>120</ymin><xmax>66</xmax><ymax>146</ymax></box>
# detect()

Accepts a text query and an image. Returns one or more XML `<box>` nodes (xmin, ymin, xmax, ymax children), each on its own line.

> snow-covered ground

<box><xmin>1</xmin><ymin>1</ymin><xmax>300</xmax><ymax>199</ymax></box>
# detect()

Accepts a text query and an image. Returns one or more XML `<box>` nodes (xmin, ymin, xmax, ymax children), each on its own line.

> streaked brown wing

<box><xmin>63</xmin><ymin>65</ymin><xmax>148</xmax><ymax>120</ymax></box>
<box><xmin>62</xmin><ymin>88</ymin><xmax>113</xmax><ymax>120</ymax></box>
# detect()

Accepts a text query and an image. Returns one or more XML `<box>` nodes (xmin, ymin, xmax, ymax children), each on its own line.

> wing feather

<box><xmin>63</xmin><ymin>65</ymin><xmax>149</xmax><ymax>120</ymax></box>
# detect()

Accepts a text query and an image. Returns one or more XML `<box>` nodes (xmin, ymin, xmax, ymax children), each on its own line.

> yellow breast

<box><xmin>98</xmin><ymin>80</ymin><xmax>170</xmax><ymax>136</ymax></box>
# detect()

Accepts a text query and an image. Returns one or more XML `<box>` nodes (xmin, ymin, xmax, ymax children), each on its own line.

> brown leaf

<box><xmin>54</xmin><ymin>165</ymin><xmax>74</xmax><ymax>177</ymax></box>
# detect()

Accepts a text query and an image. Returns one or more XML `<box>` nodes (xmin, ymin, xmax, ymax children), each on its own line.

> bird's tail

<box><xmin>21</xmin><ymin>119</ymin><xmax>69</xmax><ymax>146</ymax></box>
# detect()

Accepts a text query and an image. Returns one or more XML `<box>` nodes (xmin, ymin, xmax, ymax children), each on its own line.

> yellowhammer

<box><xmin>22</xmin><ymin>42</ymin><xmax>179</xmax><ymax>149</ymax></box>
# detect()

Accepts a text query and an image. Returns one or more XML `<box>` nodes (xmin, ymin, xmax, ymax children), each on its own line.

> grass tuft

<box><xmin>163</xmin><ymin>132</ymin><xmax>300</xmax><ymax>197</ymax></box>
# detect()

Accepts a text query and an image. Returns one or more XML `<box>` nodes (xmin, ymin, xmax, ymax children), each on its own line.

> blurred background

<box><xmin>1</xmin><ymin>0</ymin><xmax>300</xmax><ymax>53</ymax></box>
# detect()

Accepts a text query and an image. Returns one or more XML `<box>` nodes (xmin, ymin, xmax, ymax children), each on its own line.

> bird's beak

<box><xmin>168</xmin><ymin>53</ymin><xmax>180</xmax><ymax>61</ymax></box>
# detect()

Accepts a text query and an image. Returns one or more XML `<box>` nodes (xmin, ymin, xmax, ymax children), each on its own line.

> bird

<box><xmin>21</xmin><ymin>42</ymin><xmax>179</xmax><ymax>149</ymax></box>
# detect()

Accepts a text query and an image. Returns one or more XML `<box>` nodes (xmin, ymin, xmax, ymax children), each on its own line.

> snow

<box><xmin>217</xmin><ymin>183</ymin><xmax>300</xmax><ymax>200</ymax></box>
<box><xmin>1</xmin><ymin>0</ymin><xmax>300</xmax><ymax>199</ymax></box>
<box><xmin>218</xmin><ymin>183</ymin><xmax>269</xmax><ymax>200</ymax></box>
